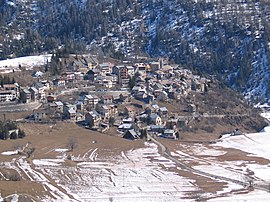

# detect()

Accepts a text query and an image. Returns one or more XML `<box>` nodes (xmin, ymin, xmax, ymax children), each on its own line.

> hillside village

<box><xmin>0</xmin><ymin>54</ymin><xmax>250</xmax><ymax>141</ymax></box>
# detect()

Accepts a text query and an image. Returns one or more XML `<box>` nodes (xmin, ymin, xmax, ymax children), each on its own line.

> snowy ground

<box><xmin>0</xmin><ymin>55</ymin><xmax>51</xmax><ymax>72</ymax></box>
<box><xmin>2</xmin><ymin>123</ymin><xmax>270</xmax><ymax>201</ymax></box>
<box><xmin>31</xmin><ymin>142</ymin><xmax>198</xmax><ymax>201</ymax></box>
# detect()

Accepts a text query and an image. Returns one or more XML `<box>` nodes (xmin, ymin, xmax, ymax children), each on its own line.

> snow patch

<box><xmin>1</xmin><ymin>151</ymin><xmax>18</xmax><ymax>156</ymax></box>
<box><xmin>0</xmin><ymin>55</ymin><xmax>51</xmax><ymax>69</ymax></box>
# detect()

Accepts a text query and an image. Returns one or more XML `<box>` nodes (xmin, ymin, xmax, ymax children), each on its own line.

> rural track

<box><xmin>149</xmin><ymin>135</ymin><xmax>270</xmax><ymax>192</ymax></box>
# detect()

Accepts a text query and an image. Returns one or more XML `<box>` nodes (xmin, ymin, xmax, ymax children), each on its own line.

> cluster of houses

<box><xmin>0</xmin><ymin>83</ymin><xmax>20</xmax><ymax>102</ymax></box>
<box><xmin>0</xmin><ymin>55</ymin><xmax>211</xmax><ymax>140</ymax></box>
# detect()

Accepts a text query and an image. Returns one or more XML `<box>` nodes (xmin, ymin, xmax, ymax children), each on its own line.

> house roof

<box><xmin>159</xmin><ymin>107</ymin><xmax>168</xmax><ymax>112</ymax></box>
<box><xmin>23</xmin><ymin>88</ymin><xmax>30</xmax><ymax>94</ymax></box>
<box><xmin>150</xmin><ymin>114</ymin><xmax>160</xmax><ymax>120</ymax></box>
<box><xmin>118</xmin><ymin>123</ymin><xmax>133</xmax><ymax>129</ymax></box>
<box><xmin>154</xmin><ymin>83</ymin><xmax>163</xmax><ymax>89</ymax></box>
<box><xmin>124</xmin><ymin>129</ymin><xmax>139</xmax><ymax>139</ymax></box>
<box><xmin>152</xmin><ymin>104</ymin><xmax>160</xmax><ymax>109</ymax></box>
<box><xmin>30</xmin><ymin>86</ymin><xmax>38</xmax><ymax>93</ymax></box>
<box><xmin>55</xmin><ymin>101</ymin><xmax>63</xmax><ymax>106</ymax></box>
<box><xmin>125</xmin><ymin>106</ymin><xmax>136</xmax><ymax>111</ymax></box>
<box><xmin>164</xmin><ymin>129</ymin><xmax>175</xmax><ymax>134</ymax></box>
<box><xmin>3</xmin><ymin>84</ymin><xmax>17</xmax><ymax>88</ymax></box>
<box><xmin>49</xmin><ymin>103</ymin><xmax>57</xmax><ymax>107</ymax></box>
<box><xmin>101</xmin><ymin>95</ymin><xmax>113</xmax><ymax>100</ymax></box>
<box><xmin>150</xmin><ymin>125</ymin><xmax>165</xmax><ymax>129</ymax></box>
<box><xmin>123</xmin><ymin>117</ymin><xmax>133</xmax><ymax>123</ymax></box>
<box><xmin>89</xmin><ymin>110</ymin><xmax>100</xmax><ymax>117</ymax></box>
<box><xmin>126</xmin><ymin>66</ymin><xmax>134</xmax><ymax>70</ymax></box>
<box><xmin>85</xmin><ymin>94</ymin><xmax>99</xmax><ymax>100</ymax></box>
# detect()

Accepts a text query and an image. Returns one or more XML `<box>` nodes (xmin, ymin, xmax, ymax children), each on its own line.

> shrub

<box><xmin>10</xmin><ymin>132</ymin><xmax>18</xmax><ymax>140</ymax></box>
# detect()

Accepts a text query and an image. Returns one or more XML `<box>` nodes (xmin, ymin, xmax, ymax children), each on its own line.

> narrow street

<box><xmin>0</xmin><ymin>102</ymin><xmax>41</xmax><ymax>112</ymax></box>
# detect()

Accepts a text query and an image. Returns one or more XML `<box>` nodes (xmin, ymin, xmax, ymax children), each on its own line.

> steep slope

<box><xmin>1</xmin><ymin>0</ymin><xmax>270</xmax><ymax>102</ymax></box>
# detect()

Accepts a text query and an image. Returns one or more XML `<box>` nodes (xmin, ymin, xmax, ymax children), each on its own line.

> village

<box><xmin>0</xmin><ymin>55</ymin><xmax>211</xmax><ymax>140</ymax></box>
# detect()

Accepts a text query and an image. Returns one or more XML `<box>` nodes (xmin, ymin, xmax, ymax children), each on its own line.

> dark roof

<box><xmin>123</xmin><ymin>129</ymin><xmax>139</xmax><ymax>140</ymax></box>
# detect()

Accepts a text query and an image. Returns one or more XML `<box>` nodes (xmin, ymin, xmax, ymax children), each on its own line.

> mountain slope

<box><xmin>1</xmin><ymin>0</ymin><xmax>270</xmax><ymax>102</ymax></box>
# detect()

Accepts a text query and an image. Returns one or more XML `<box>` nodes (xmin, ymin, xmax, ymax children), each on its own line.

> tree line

<box><xmin>0</xmin><ymin>120</ymin><xmax>26</xmax><ymax>140</ymax></box>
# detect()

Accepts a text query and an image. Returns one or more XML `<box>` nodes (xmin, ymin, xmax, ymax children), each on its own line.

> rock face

<box><xmin>1</xmin><ymin>0</ymin><xmax>270</xmax><ymax>102</ymax></box>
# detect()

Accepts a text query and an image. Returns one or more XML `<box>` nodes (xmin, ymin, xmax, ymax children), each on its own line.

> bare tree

<box><xmin>67</xmin><ymin>137</ymin><xmax>77</xmax><ymax>152</ymax></box>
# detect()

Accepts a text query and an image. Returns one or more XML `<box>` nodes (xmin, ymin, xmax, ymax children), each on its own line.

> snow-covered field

<box><xmin>216</xmin><ymin>127</ymin><xmax>270</xmax><ymax>160</ymax></box>
<box><xmin>31</xmin><ymin>142</ymin><xmax>198</xmax><ymax>201</ymax></box>
<box><xmin>0</xmin><ymin>55</ymin><xmax>51</xmax><ymax>73</ymax></box>
<box><xmin>2</xmin><ymin>121</ymin><xmax>270</xmax><ymax>201</ymax></box>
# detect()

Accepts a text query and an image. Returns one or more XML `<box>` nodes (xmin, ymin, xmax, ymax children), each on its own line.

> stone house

<box><xmin>100</xmin><ymin>95</ymin><xmax>114</xmax><ymax>104</ymax></box>
<box><xmin>85</xmin><ymin>110</ymin><xmax>101</xmax><ymax>128</ymax></box>
<box><xmin>20</xmin><ymin>89</ymin><xmax>31</xmax><ymax>103</ymax></box>
<box><xmin>149</xmin><ymin>114</ymin><xmax>162</xmax><ymax>125</ymax></box>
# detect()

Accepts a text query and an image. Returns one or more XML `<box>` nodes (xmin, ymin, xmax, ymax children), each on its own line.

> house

<box><xmin>100</xmin><ymin>95</ymin><xmax>114</xmax><ymax>104</ymax></box>
<box><xmin>29</xmin><ymin>87</ymin><xmax>38</xmax><ymax>102</ymax></box>
<box><xmin>47</xmin><ymin>95</ymin><xmax>56</xmax><ymax>103</ymax></box>
<box><xmin>118</xmin><ymin>123</ymin><xmax>133</xmax><ymax>133</ymax></box>
<box><xmin>76</xmin><ymin>112</ymin><xmax>84</xmax><ymax>121</ymax></box>
<box><xmin>74</xmin><ymin>72</ymin><xmax>84</xmax><ymax>80</ymax></box>
<box><xmin>232</xmin><ymin>129</ymin><xmax>242</xmax><ymax>136</ymax></box>
<box><xmin>149</xmin><ymin>125</ymin><xmax>165</xmax><ymax>133</ymax></box>
<box><xmin>86</xmin><ymin>69</ymin><xmax>100</xmax><ymax>81</ymax></box>
<box><xmin>118</xmin><ymin>93</ymin><xmax>130</xmax><ymax>103</ymax></box>
<box><xmin>103</xmin><ymin>79</ymin><xmax>113</xmax><ymax>88</ymax></box>
<box><xmin>124</xmin><ymin>106</ymin><xmax>136</xmax><ymax>118</ymax></box>
<box><xmin>85</xmin><ymin>110</ymin><xmax>101</xmax><ymax>128</ymax></box>
<box><xmin>0</xmin><ymin>84</ymin><xmax>18</xmax><ymax>102</ymax></box>
<box><xmin>33</xmin><ymin>109</ymin><xmax>47</xmax><ymax>121</ymax></box>
<box><xmin>162</xmin><ymin>129</ymin><xmax>179</xmax><ymax>139</ymax></box>
<box><xmin>107</xmin><ymin>105</ymin><xmax>118</xmax><ymax>117</ymax></box>
<box><xmin>61</xmin><ymin>72</ymin><xmax>75</xmax><ymax>81</ymax></box>
<box><xmin>33</xmin><ymin>82</ymin><xmax>47</xmax><ymax>100</ymax></box>
<box><xmin>20</xmin><ymin>89</ymin><xmax>31</xmax><ymax>103</ymax></box>
<box><xmin>134</xmin><ymin>91</ymin><xmax>148</xmax><ymax>100</ymax></box>
<box><xmin>119</xmin><ymin>66</ymin><xmax>129</xmax><ymax>87</ymax></box>
<box><xmin>123</xmin><ymin>129</ymin><xmax>140</xmax><ymax>140</ymax></box>
<box><xmin>158</xmin><ymin>107</ymin><xmax>168</xmax><ymax>117</ymax></box>
<box><xmin>144</xmin><ymin>106</ymin><xmax>155</xmax><ymax>115</ymax></box>
<box><xmin>155</xmin><ymin>70</ymin><xmax>165</xmax><ymax>80</ymax></box>
<box><xmin>157</xmin><ymin>91</ymin><xmax>168</xmax><ymax>102</ymax></box>
<box><xmin>67</xmin><ymin>108</ymin><xmax>76</xmax><ymax>120</ymax></box>
<box><xmin>63</xmin><ymin>103</ymin><xmax>76</xmax><ymax>119</ymax></box>
<box><xmin>83</xmin><ymin>94</ymin><xmax>99</xmax><ymax>109</ymax></box>
<box><xmin>32</xmin><ymin>71</ymin><xmax>44</xmax><ymax>78</ymax></box>
<box><xmin>152</xmin><ymin>83</ymin><xmax>163</xmax><ymax>91</ymax></box>
<box><xmin>75</xmin><ymin>101</ymin><xmax>84</xmax><ymax>112</ymax></box>
<box><xmin>126</xmin><ymin>66</ymin><xmax>135</xmax><ymax>77</ymax></box>
<box><xmin>112</xmin><ymin>66</ymin><xmax>129</xmax><ymax>87</ymax></box>
<box><xmin>132</xmin><ymin>85</ymin><xmax>147</xmax><ymax>94</ymax></box>
<box><xmin>149</xmin><ymin>114</ymin><xmax>162</xmax><ymax>125</ymax></box>
<box><xmin>55</xmin><ymin>101</ymin><xmax>64</xmax><ymax>113</ymax></box>
<box><xmin>0</xmin><ymin>91</ymin><xmax>17</xmax><ymax>102</ymax></box>
<box><xmin>97</xmin><ymin>105</ymin><xmax>110</xmax><ymax>119</ymax></box>
<box><xmin>177</xmin><ymin>117</ymin><xmax>187</xmax><ymax>128</ymax></box>
<box><xmin>3</xmin><ymin>84</ymin><xmax>18</xmax><ymax>93</ymax></box>
<box><xmin>187</xmin><ymin>104</ymin><xmax>197</xmax><ymax>113</ymax></box>
<box><xmin>84</xmin><ymin>55</ymin><xmax>99</xmax><ymax>69</ymax></box>
<box><xmin>97</xmin><ymin>63</ymin><xmax>113</xmax><ymax>76</ymax></box>
<box><xmin>134</xmin><ymin>63</ymin><xmax>147</xmax><ymax>78</ymax></box>
<box><xmin>53</xmin><ymin>78</ymin><xmax>65</xmax><ymax>86</ymax></box>
<box><xmin>49</xmin><ymin>102</ymin><xmax>58</xmax><ymax>113</ymax></box>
